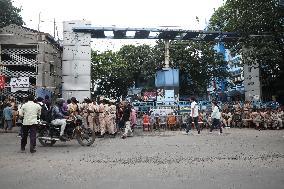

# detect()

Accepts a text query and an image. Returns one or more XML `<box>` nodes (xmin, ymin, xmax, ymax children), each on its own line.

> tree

<box><xmin>168</xmin><ymin>40</ymin><xmax>229</xmax><ymax>97</ymax></box>
<box><xmin>91</xmin><ymin>40</ymin><xmax>229</xmax><ymax>99</ymax></box>
<box><xmin>208</xmin><ymin>0</ymin><xmax>284</xmax><ymax>102</ymax></box>
<box><xmin>0</xmin><ymin>0</ymin><xmax>24</xmax><ymax>28</ymax></box>
<box><xmin>91</xmin><ymin>50</ymin><xmax>134</xmax><ymax>98</ymax></box>
<box><xmin>118</xmin><ymin>44</ymin><xmax>157</xmax><ymax>88</ymax></box>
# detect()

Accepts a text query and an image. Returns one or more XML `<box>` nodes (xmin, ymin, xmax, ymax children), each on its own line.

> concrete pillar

<box><xmin>62</xmin><ymin>20</ymin><xmax>92</xmax><ymax>102</ymax></box>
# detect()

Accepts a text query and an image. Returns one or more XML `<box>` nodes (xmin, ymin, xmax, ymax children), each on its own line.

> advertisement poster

<box><xmin>0</xmin><ymin>75</ymin><xmax>5</xmax><ymax>89</ymax></box>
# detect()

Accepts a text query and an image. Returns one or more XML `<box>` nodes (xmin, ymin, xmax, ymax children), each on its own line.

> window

<box><xmin>248</xmin><ymin>67</ymin><xmax>252</xmax><ymax>72</ymax></box>
<box><xmin>50</xmin><ymin>64</ymin><xmax>54</xmax><ymax>74</ymax></box>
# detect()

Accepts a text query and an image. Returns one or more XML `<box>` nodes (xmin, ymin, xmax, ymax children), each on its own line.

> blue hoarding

<box><xmin>155</xmin><ymin>68</ymin><xmax>179</xmax><ymax>87</ymax></box>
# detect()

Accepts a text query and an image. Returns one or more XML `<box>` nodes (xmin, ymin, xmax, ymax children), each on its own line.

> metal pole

<box><xmin>37</xmin><ymin>12</ymin><xmax>41</xmax><ymax>32</ymax></box>
<box><xmin>164</xmin><ymin>39</ymin><xmax>170</xmax><ymax>68</ymax></box>
<box><xmin>53</xmin><ymin>18</ymin><xmax>56</xmax><ymax>38</ymax></box>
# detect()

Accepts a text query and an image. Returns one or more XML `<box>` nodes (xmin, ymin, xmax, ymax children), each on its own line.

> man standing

<box><xmin>184</xmin><ymin>96</ymin><xmax>200</xmax><ymax>135</ymax></box>
<box><xmin>3</xmin><ymin>103</ymin><xmax>13</xmax><ymax>132</ymax></box>
<box><xmin>210</xmin><ymin>101</ymin><xmax>222</xmax><ymax>134</ymax></box>
<box><xmin>121</xmin><ymin>103</ymin><xmax>133</xmax><ymax>139</ymax></box>
<box><xmin>107</xmin><ymin>100</ymin><xmax>116</xmax><ymax>137</ymax></box>
<box><xmin>98</xmin><ymin>98</ymin><xmax>106</xmax><ymax>138</ymax></box>
<box><xmin>19</xmin><ymin>95</ymin><xmax>41</xmax><ymax>153</ymax></box>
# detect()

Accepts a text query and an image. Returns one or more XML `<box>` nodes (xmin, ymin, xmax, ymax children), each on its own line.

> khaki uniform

<box><xmin>93</xmin><ymin>103</ymin><xmax>100</xmax><ymax>133</ymax></box>
<box><xmin>108</xmin><ymin>104</ymin><xmax>116</xmax><ymax>134</ymax></box>
<box><xmin>103</xmin><ymin>104</ymin><xmax>112</xmax><ymax>135</ymax></box>
<box><xmin>68</xmin><ymin>103</ymin><xmax>78</xmax><ymax>116</ymax></box>
<box><xmin>86</xmin><ymin>102</ymin><xmax>96</xmax><ymax>131</ymax></box>
<box><xmin>81</xmin><ymin>102</ymin><xmax>89</xmax><ymax>127</ymax></box>
<box><xmin>99</xmin><ymin>103</ymin><xmax>106</xmax><ymax>135</ymax></box>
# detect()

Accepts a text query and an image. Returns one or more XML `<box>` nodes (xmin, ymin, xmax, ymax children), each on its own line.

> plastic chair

<box><xmin>143</xmin><ymin>114</ymin><xmax>151</xmax><ymax>131</ymax></box>
<box><xmin>167</xmin><ymin>115</ymin><xmax>177</xmax><ymax>130</ymax></box>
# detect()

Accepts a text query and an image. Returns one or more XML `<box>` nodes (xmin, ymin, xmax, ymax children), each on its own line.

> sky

<box><xmin>13</xmin><ymin>0</ymin><xmax>225</xmax><ymax>51</ymax></box>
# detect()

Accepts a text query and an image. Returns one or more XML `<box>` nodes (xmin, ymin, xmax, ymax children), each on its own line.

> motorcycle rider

<box><xmin>51</xmin><ymin>98</ymin><xmax>69</xmax><ymax>141</ymax></box>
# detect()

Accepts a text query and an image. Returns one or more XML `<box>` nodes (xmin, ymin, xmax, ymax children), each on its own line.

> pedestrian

<box><xmin>130</xmin><ymin>105</ymin><xmax>137</xmax><ymax>131</ymax></box>
<box><xmin>183</xmin><ymin>96</ymin><xmax>200</xmax><ymax>135</ymax></box>
<box><xmin>16</xmin><ymin>97</ymin><xmax>26</xmax><ymax>137</ymax></box>
<box><xmin>19</xmin><ymin>95</ymin><xmax>41</xmax><ymax>153</ymax></box>
<box><xmin>3</xmin><ymin>103</ymin><xmax>13</xmax><ymax>132</ymax></box>
<box><xmin>210</xmin><ymin>101</ymin><xmax>222</xmax><ymax>134</ymax></box>
<box><xmin>44</xmin><ymin>95</ymin><xmax>51</xmax><ymax>110</ymax></box>
<box><xmin>98</xmin><ymin>98</ymin><xmax>106</xmax><ymax>138</ymax></box>
<box><xmin>121</xmin><ymin>103</ymin><xmax>133</xmax><ymax>139</ymax></box>
<box><xmin>109</xmin><ymin>100</ymin><xmax>117</xmax><ymax>136</ymax></box>
<box><xmin>92</xmin><ymin>99</ymin><xmax>100</xmax><ymax>135</ymax></box>
<box><xmin>36</xmin><ymin>97</ymin><xmax>49</xmax><ymax>122</ymax></box>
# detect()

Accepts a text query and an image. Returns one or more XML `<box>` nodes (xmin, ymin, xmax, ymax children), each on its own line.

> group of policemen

<box><xmin>73</xmin><ymin>97</ymin><xmax>121</xmax><ymax>138</ymax></box>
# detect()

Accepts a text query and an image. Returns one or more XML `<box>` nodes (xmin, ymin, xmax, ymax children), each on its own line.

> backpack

<box><xmin>39</xmin><ymin>103</ymin><xmax>53</xmax><ymax>123</ymax></box>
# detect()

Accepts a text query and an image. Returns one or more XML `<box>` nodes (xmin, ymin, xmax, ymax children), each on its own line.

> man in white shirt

<box><xmin>19</xmin><ymin>95</ymin><xmax>41</xmax><ymax>153</ymax></box>
<box><xmin>184</xmin><ymin>96</ymin><xmax>200</xmax><ymax>135</ymax></box>
<box><xmin>210</xmin><ymin>101</ymin><xmax>222</xmax><ymax>134</ymax></box>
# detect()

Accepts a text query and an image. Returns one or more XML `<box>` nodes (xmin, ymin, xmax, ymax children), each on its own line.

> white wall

<box><xmin>62</xmin><ymin>20</ymin><xmax>91</xmax><ymax>102</ymax></box>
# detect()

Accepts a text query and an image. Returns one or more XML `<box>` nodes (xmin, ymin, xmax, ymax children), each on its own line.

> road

<box><xmin>0</xmin><ymin>128</ymin><xmax>283</xmax><ymax>189</ymax></box>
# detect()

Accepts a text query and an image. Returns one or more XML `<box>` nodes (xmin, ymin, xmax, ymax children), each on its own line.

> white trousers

<box><xmin>51</xmin><ymin>119</ymin><xmax>67</xmax><ymax>136</ymax></box>
<box><xmin>123</xmin><ymin>121</ymin><xmax>132</xmax><ymax>136</ymax></box>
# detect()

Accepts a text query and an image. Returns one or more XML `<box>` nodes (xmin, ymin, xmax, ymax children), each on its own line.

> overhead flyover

<box><xmin>62</xmin><ymin>20</ymin><xmax>240</xmax><ymax>101</ymax></box>
<box><xmin>72</xmin><ymin>26</ymin><xmax>240</xmax><ymax>42</ymax></box>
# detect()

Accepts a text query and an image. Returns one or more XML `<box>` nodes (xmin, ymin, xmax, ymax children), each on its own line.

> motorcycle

<box><xmin>37</xmin><ymin>116</ymin><xmax>96</xmax><ymax>146</ymax></box>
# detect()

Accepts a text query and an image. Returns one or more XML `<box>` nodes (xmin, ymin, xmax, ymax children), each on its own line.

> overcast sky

<box><xmin>13</xmin><ymin>0</ymin><xmax>225</xmax><ymax>51</ymax></box>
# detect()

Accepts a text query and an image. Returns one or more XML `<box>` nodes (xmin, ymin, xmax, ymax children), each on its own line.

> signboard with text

<box><xmin>10</xmin><ymin>77</ymin><xmax>30</xmax><ymax>92</ymax></box>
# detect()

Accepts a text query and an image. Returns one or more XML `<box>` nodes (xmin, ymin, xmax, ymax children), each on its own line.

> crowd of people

<box><xmin>198</xmin><ymin>101</ymin><xmax>284</xmax><ymax>131</ymax></box>
<box><xmin>0</xmin><ymin>95</ymin><xmax>136</xmax><ymax>139</ymax></box>
<box><xmin>138</xmin><ymin>100</ymin><xmax>284</xmax><ymax>133</ymax></box>
<box><xmin>0</xmin><ymin>95</ymin><xmax>283</xmax><ymax>153</ymax></box>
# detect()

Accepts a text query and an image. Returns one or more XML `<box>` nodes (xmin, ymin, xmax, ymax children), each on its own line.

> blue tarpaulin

<box><xmin>36</xmin><ymin>88</ymin><xmax>52</xmax><ymax>99</ymax></box>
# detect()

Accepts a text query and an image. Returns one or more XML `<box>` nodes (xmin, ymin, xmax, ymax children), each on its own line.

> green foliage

<box><xmin>118</xmin><ymin>44</ymin><xmax>157</xmax><ymax>87</ymax></box>
<box><xmin>208</xmin><ymin>0</ymin><xmax>284</xmax><ymax>101</ymax></box>
<box><xmin>169</xmin><ymin>41</ymin><xmax>228</xmax><ymax>96</ymax></box>
<box><xmin>0</xmin><ymin>0</ymin><xmax>24</xmax><ymax>28</ymax></box>
<box><xmin>91</xmin><ymin>50</ymin><xmax>133</xmax><ymax>98</ymax></box>
<box><xmin>91</xmin><ymin>40</ymin><xmax>229</xmax><ymax>98</ymax></box>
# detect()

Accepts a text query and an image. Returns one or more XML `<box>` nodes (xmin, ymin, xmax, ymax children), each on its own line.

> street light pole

<box><xmin>37</xmin><ymin>12</ymin><xmax>41</xmax><ymax>32</ymax></box>
<box><xmin>164</xmin><ymin>39</ymin><xmax>170</xmax><ymax>68</ymax></box>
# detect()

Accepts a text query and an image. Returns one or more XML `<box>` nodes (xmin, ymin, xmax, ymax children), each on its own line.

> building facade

<box><xmin>0</xmin><ymin>24</ymin><xmax>62</xmax><ymax>100</ymax></box>
<box><xmin>207</xmin><ymin>43</ymin><xmax>245</xmax><ymax>102</ymax></box>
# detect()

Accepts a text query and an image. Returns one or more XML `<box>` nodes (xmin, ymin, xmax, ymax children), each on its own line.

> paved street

<box><xmin>0</xmin><ymin>128</ymin><xmax>283</xmax><ymax>189</ymax></box>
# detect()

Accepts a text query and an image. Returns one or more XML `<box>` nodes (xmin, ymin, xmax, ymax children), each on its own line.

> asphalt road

<box><xmin>0</xmin><ymin>128</ymin><xmax>283</xmax><ymax>189</ymax></box>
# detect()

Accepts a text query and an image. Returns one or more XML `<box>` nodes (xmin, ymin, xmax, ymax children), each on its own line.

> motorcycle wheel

<box><xmin>76</xmin><ymin>127</ymin><xmax>95</xmax><ymax>146</ymax></box>
<box><xmin>38</xmin><ymin>129</ymin><xmax>57</xmax><ymax>147</ymax></box>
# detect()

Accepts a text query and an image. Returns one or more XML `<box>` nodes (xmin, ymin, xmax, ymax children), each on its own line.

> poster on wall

<box><xmin>36</xmin><ymin>88</ymin><xmax>52</xmax><ymax>99</ymax></box>
<box><xmin>0</xmin><ymin>75</ymin><xmax>5</xmax><ymax>89</ymax></box>
<box><xmin>164</xmin><ymin>90</ymin><xmax>175</xmax><ymax>104</ymax></box>
<box><xmin>155</xmin><ymin>68</ymin><xmax>179</xmax><ymax>87</ymax></box>
<box><xmin>10</xmin><ymin>77</ymin><xmax>30</xmax><ymax>92</ymax></box>
<box><xmin>142</xmin><ymin>91</ymin><xmax>156</xmax><ymax>101</ymax></box>
<box><xmin>156</xmin><ymin>88</ymin><xmax>165</xmax><ymax>102</ymax></box>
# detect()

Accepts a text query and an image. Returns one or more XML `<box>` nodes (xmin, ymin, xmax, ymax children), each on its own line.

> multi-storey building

<box><xmin>207</xmin><ymin>43</ymin><xmax>245</xmax><ymax>101</ymax></box>
<box><xmin>0</xmin><ymin>24</ymin><xmax>62</xmax><ymax>100</ymax></box>
<box><xmin>227</xmin><ymin>54</ymin><xmax>245</xmax><ymax>101</ymax></box>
